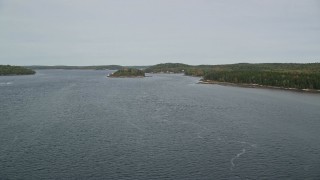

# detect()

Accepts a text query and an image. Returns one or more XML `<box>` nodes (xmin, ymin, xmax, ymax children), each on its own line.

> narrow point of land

<box><xmin>0</xmin><ymin>65</ymin><xmax>36</xmax><ymax>76</ymax></box>
<box><xmin>199</xmin><ymin>79</ymin><xmax>320</xmax><ymax>93</ymax></box>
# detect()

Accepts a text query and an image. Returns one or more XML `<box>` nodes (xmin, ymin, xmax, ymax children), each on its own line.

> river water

<box><xmin>1</xmin><ymin>70</ymin><xmax>320</xmax><ymax>179</ymax></box>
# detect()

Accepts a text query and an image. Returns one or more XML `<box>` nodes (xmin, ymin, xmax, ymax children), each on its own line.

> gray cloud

<box><xmin>0</xmin><ymin>0</ymin><xmax>319</xmax><ymax>65</ymax></box>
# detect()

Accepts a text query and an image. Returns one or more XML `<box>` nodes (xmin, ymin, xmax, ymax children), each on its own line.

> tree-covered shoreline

<box><xmin>25</xmin><ymin>65</ymin><xmax>125</xmax><ymax>70</ymax></box>
<box><xmin>3</xmin><ymin>62</ymin><xmax>320</xmax><ymax>90</ymax></box>
<box><xmin>0</xmin><ymin>65</ymin><xmax>36</xmax><ymax>76</ymax></box>
<box><xmin>202</xmin><ymin>70</ymin><xmax>320</xmax><ymax>90</ymax></box>
<box><xmin>144</xmin><ymin>63</ymin><xmax>191</xmax><ymax>73</ymax></box>
<box><xmin>146</xmin><ymin>63</ymin><xmax>320</xmax><ymax>90</ymax></box>
<box><xmin>108</xmin><ymin>68</ymin><xmax>145</xmax><ymax>78</ymax></box>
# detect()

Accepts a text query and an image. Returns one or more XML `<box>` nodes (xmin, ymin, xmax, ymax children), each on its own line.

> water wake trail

<box><xmin>232</xmin><ymin>140</ymin><xmax>257</xmax><ymax>148</ymax></box>
<box><xmin>230</xmin><ymin>148</ymin><xmax>246</xmax><ymax>170</ymax></box>
<box><xmin>0</xmin><ymin>82</ymin><xmax>13</xmax><ymax>86</ymax></box>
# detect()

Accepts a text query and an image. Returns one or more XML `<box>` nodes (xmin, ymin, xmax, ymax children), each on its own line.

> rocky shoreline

<box><xmin>199</xmin><ymin>80</ymin><xmax>320</xmax><ymax>93</ymax></box>
<box><xmin>107</xmin><ymin>75</ymin><xmax>145</xmax><ymax>78</ymax></box>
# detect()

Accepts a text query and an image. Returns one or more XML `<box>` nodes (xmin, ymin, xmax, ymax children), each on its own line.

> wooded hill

<box><xmin>144</xmin><ymin>63</ymin><xmax>191</xmax><ymax>73</ymax></box>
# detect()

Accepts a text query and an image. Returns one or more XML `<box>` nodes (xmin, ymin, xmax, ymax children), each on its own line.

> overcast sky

<box><xmin>0</xmin><ymin>0</ymin><xmax>319</xmax><ymax>66</ymax></box>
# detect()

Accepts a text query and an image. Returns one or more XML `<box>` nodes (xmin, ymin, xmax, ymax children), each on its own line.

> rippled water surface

<box><xmin>1</xmin><ymin>70</ymin><xmax>320</xmax><ymax>179</ymax></box>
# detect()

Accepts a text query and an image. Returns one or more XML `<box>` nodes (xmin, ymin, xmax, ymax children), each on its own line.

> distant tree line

<box><xmin>3</xmin><ymin>62</ymin><xmax>319</xmax><ymax>89</ymax></box>
<box><xmin>109</xmin><ymin>68</ymin><xmax>145</xmax><ymax>77</ymax></box>
<box><xmin>145</xmin><ymin>62</ymin><xmax>320</xmax><ymax>90</ymax></box>
<box><xmin>26</xmin><ymin>65</ymin><xmax>124</xmax><ymax>70</ymax></box>
<box><xmin>144</xmin><ymin>63</ymin><xmax>191</xmax><ymax>73</ymax></box>
<box><xmin>203</xmin><ymin>71</ymin><xmax>320</xmax><ymax>89</ymax></box>
<box><xmin>0</xmin><ymin>65</ymin><xmax>35</xmax><ymax>75</ymax></box>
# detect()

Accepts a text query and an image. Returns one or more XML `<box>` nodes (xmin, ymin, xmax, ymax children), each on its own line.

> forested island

<box><xmin>0</xmin><ymin>65</ymin><xmax>36</xmax><ymax>76</ymax></box>
<box><xmin>146</xmin><ymin>63</ymin><xmax>320</xmax><ymax>91</ymax></box>
<box><xmin>108</xmin><ymin>68</ymin><xmax>145</xmax><ymax>78</ymax></box>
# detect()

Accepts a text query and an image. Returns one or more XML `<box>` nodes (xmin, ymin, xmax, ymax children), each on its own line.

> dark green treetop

<box><xmin>0</xmin><ymin>65</ymin><xmax>36</xmax><ymax>76</ymax></box>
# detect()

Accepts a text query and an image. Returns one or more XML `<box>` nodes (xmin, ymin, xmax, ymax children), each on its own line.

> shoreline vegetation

<box><xmin>108</xmin><ymin>68</ymin><xmax>145</xmax><ymax>78</ymax></box>
<box><xmin>8</xmin><ymin>62</ymin><xmax>320</xmax><ymax>92</ymax></box>
<box><xmin>145</xmin><ymin>63</ymin><xmax>320</xmax><ymax>92</ymax></box>
<box><xmin>0</xmin><ymin>65</ymin><xmax>36</xmax><ymax>76</ymax></box>
<box><xmin>25</xmin><ymin>65</ymin><xmax>145</xmax><ymax>70</ymax></box>
<box><xmin>199</xmin><ymin>79</ymin><xmax>320</xmax><ymax>93</ymax></box>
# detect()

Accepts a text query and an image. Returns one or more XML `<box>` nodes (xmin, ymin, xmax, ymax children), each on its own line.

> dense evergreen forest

<box><xmin>146</xmin><ymin>63</ymin><xmax>320</xmax><ymax>90</ymax></box>
<box><xmin>109</xmin><ymin>68</ymin><xmax>145</xmax><ymax>77</ymax></box>
<box><xmin>0</xmin><ymin>65</ymin><xmax>36</xmax><ymax>75</ymax></box>
<box><xmin>203</xmin><ymin>70</ymin><xmax>320</xmax><ymax>89</ymax></box>
<box><xmin>26</xmin><ymin>65</ymin><xmax>124</xmax><ymax>70</ymax></box>
<box><xmin>144</xmin><ymin>63</ymin><xmax>191</xmax><ymax>73</ymax></box>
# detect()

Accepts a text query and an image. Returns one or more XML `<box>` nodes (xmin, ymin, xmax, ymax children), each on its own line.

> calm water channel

<box><xmin>1</xmin><ymin>70</ymin><xmax>320</xmax><ymax>179</ymax></box>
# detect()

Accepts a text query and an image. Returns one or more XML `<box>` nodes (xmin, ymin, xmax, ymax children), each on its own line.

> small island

<box><xmin>108</xmin><ymin>68</ymin><xmax>145</xmax><ymax>78</ymax></box>
<box><xmin>0</xmin><ymin>65</ymin><xmax>36</xmax><ymax>76</ymax></box>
